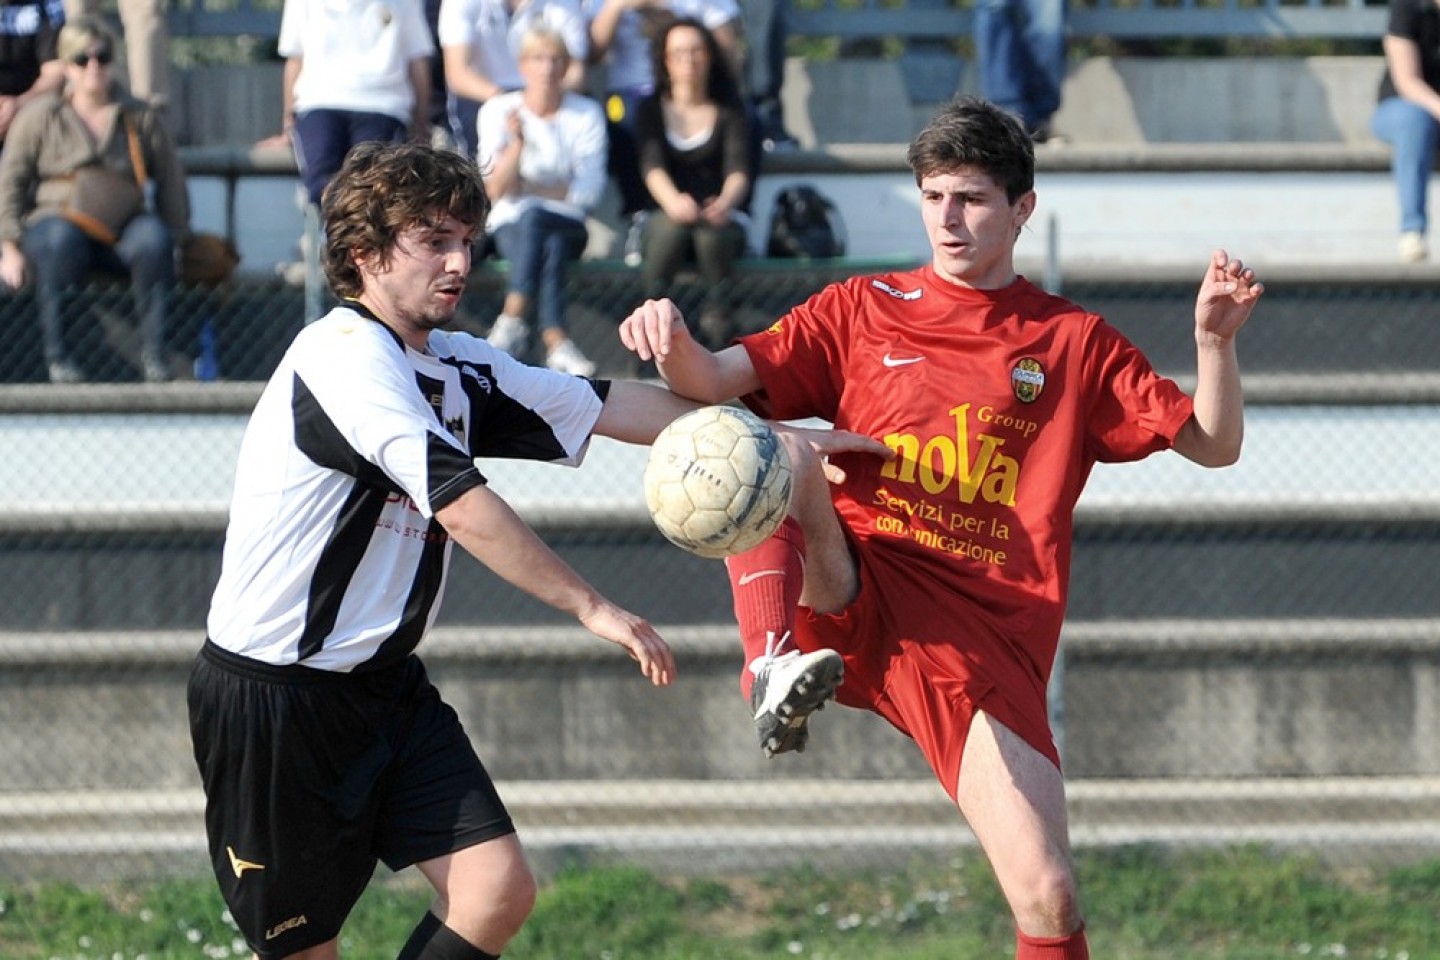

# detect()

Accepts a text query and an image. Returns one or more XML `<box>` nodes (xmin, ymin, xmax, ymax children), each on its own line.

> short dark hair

<box><xmin>905</xmin><ymin>96</ymin><xmax>1035</xmax><ymax>202</ymax></box>
<box><xmin>320</xmin><ymin>142</ymin><xmax>490</xmax><ymax>299</ymax></box>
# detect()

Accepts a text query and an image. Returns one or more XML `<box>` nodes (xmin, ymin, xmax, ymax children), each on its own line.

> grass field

<box><xmin>2</xmin><ymin>845</ymin><xmax>1437</xmax><ymax>959</ymax></box>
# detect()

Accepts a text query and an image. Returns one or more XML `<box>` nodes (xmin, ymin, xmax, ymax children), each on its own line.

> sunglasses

<box><xmin>70</xmin><ymin>48</ymin><xmax>114</xmax><ymax>68</ymax></box>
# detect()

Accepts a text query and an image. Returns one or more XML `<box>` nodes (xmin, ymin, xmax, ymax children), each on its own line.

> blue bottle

<box><xmin>194</xmin><ymin>320</ymin><xmax>220</xmax><ymax>382</ymax></box>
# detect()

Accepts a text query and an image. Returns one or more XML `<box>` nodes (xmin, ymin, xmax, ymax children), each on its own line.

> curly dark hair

<box><xmin>320</xmin><ymin>142</ymin><xmax>490</xmax><ymax>300</ymax></box>
<box><xmin>905</xmin><ymin>96</ymin><xmax>1035</xmax><ymax>203</ymax></box>
<box><xmin>649</xmin><ymin>16</ymin><xmax>742</xmax><ymax>108</ymax></box>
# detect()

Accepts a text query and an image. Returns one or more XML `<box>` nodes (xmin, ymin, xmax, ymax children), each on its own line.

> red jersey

<box><xmin>739</xmin><ymin>266</ymin><xmax>1193</xmax><ymax>773</ymax></box>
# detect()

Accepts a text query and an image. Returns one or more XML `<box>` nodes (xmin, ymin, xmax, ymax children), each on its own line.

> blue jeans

<box><xmin>293</xmin><ymin>109</ymin><xmax>409</xmax><ymax>206</ymax></box>
<box><xmin>974</xmin><ymin>0</ymin><xmax>1068</xmax><ymax>131</ymax></box>
<box><xmin>1372</xmin><ymin>96</ymin><xmax>1439</xmax><ymax>235</ymax></box>
<box><xmin>491</xmin><ymin>207</ymin><xmax>588</xmax><ymax>333</ymax></box>
<box><xmin>22</xmin><ymin>213</ymin><xmax>174</xmax><ymax>365</ymax></box>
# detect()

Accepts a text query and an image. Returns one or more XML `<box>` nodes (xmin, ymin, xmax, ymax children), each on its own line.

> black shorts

<box><xmin>187</xmin><ymin>641</ymin><xmax>515</xmax><ymax>958</ymax></box>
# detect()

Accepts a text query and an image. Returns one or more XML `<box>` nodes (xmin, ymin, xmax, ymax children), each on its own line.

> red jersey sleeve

<box><xmin>1082</xmin><ymin>317</ymin><xmax>1194</xmax><ymax>463</ymax></box>
<box><xmin>737</xmin><ymin>279</ymin><xmax>862</xmax><ymax>422</ymax></box>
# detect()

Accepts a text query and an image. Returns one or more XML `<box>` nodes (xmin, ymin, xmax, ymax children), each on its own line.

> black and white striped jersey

<box><xmin>206</xmin><ymin>302</ymin><xmax>608</xmax><ymax>672</ymax></box>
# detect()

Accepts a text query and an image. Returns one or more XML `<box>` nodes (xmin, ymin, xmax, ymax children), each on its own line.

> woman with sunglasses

<box><xmin>0</xmin><ymin>15</ymin><xmax>189</xmax><ymax>383</ymax></box>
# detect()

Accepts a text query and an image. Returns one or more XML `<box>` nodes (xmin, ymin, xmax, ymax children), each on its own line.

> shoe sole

<box><xmin>756</xmin><ymin>653</ymin><xmax>843</xmax><ymax>758</ymax></box>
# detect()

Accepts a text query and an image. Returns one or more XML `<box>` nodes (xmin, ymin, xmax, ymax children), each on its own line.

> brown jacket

<box><xmin>0</xmin><ymin>84</ymin><xmax>189</xmax><ymax>246</ymax></box>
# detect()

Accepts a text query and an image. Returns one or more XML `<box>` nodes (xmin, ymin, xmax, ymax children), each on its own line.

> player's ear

<box><xmin>1013</xmin><ymin>190</ymin><xmax>1037</xmax><ymax>232</ymax></box>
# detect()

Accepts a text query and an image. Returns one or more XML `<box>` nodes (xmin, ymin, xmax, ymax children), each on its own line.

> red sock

<box><xmin>1016</xmin><ymin>925</ymin><xmax>1089</xmax><ymax>960</ymax></box>
<box><xmin>725</xmin><ymin>516</ymin><xmax>806</xmax><ymax>699</ymax></box>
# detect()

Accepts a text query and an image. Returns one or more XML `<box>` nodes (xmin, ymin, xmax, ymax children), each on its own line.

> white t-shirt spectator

<box><xmin>477</xmin><ymin>89</ymin><xmax>608</xmax><ymax>229</ymax></box>
<box><xmin>279</xmin><ymin>0</ymin><xmax>436</xmax><ymax>122</ymax></box>
<box><xmin>438</xmin><ymin>0</ymin><xmax>589</xmax><ymax>92</ymax></box>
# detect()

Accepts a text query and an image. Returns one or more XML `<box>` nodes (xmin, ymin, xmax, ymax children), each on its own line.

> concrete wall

<box><xmin>170</xmin><ymin>56</ymin><xmax>1388</xmax><ymax>149</ymax></box>
<box><xmin>784</xmin><ymin>55</ymin><xmax>1386</xmax><ymax>147</ymax></box>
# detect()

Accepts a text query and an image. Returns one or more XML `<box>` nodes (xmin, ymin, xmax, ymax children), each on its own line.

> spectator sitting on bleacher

<box><xmin>0</xmin><ymin>16</ymin><xmax>188</xmax><ymax>383</ymax></box>
<box><xmin>635</xmin><ymin>16</ymin><xmax>749</xmax><ymax>347</ymax></box>
<box><xmin>479</xmin><ymin>25</ymin><xmax>606</xmax><ymax>375</ymax></box>
<box><xmin>440</xmin><ymin>0</ymin><xmax>589</xmax><ymax>159</ymax></box>
<box><xmin>1373</xmin><ymin>0</ymin><xmax>1440</xmax><ymax>264</ymax></box>
<box><xmin>583</xmin><ymin>0</ymin><xmax>742</xmax><ymax>263</ymax></box>
<box><xmin>63</xmin><ymin>0</ymin><xmax>168</xmax><ymax>111</ymax></box>
<box><xmin>0</xmin><ymin>0</ymin><xmax>65</xmax><ymax>145</ymax></box>
<box><xmin>271</xmin><ymin>0</ymin><xmax>435</xmax><ymax>208</ymax></box>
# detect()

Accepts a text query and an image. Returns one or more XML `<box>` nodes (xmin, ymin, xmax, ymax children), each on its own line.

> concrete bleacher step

<box><xmin>1</xmin><ymin>620</ymin><xmax>1437</xmax><ymax>793</ymax></box>
<box><xmin>2</xmin><ymin>776</ymin><xmax>1437</xmax><ymax>882</ymax></box>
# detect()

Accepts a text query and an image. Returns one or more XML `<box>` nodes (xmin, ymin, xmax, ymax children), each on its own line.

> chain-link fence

<box><xmin>0</xmin><ymin>266</ymin><xmax>1437</xmax><ymax>884</ymax></box>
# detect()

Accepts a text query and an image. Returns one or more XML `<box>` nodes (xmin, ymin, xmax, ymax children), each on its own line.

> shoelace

<box><xmin>748</xmin><ymin>629</ymin><xmax>793</xmax><ymax>676</ymax></box>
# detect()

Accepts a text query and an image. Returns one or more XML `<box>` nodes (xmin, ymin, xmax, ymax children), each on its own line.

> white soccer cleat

<box><xmin>749</xmin><ymin>636</ymin><xmax>843</xmax><ymax>758</ymax></box>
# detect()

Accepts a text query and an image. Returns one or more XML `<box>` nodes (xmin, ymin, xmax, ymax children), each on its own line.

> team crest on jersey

<box><xmin>1011</xmin><ymin>358</ymin><xmax>1045</xmax><ymax>403</ymax></box>
<box><xmin>765</xmin><ymin>319</ymin><xmax>784</xmax><ymax>335</ymax></box>
<box><xmin>871</xmin><ymin>278</ymin><xmax>923</xmax><ymax>301</ymax></box>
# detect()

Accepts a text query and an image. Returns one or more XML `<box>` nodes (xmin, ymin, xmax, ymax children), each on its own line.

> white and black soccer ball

<box><xmin>643</xmin><ymin>406</ymin><xmax>793</xmax><ymax>559</ymax></box>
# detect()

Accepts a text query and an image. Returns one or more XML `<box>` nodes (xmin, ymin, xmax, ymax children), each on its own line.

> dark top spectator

<box><xmin>635</xmin><ymin>16</ymin><xmax>748</xmax><ymax>345</ymax></box>
<box><xmin>1372</xmin><ymin>0</ymin><xmax>1440</xmax><ymax>263</ymax></box>
<box><xmin>0</xmin><ymin>15</ymin><xmax>188</xmax><ymax>383</ymax></box>
<box><xmin>0</xmin><ymin>0</ymin><xmax>65</xmax><ymax>142</ymax></box>
<box><xmin>583</xmin><ymin>0</ymin><xmax>741</xmax><ymax>260</ymax></box>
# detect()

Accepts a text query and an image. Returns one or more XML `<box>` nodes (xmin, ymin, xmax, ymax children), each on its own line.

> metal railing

<box><xmin>164</xmin><ymin>0</ymin><xmax>1387</xmax><ymax>40</ymax></box>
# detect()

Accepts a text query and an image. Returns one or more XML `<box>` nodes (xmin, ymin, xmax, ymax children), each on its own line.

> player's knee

<box><xmin>445</xmin><ymin>856</ymin><xmax>537</xmax><ymax>946</ymax></box>
<box><xmin>1012</xmin><ymin>863</ymin><xmax>1083</xmax><ymax>936</ymax></box>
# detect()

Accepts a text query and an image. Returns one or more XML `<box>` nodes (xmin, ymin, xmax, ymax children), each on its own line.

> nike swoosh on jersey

<box><xmin>882</xmin><ymin>353</ymin><xmax>926</xmax><ymax>368</ymax></box>
<box><xmin>738</xmin><ymin>569</ymin><xmax>785</xmax><ymax>585</ymax></box>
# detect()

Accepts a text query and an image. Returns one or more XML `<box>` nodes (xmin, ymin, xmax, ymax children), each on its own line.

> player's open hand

<box><xmin>1196</xmin><ymin>249</ymin><xmax>1264</xmax><ymax>344</ymax></box>
<box><xmin>619</xmin><ymin>298</ymin><xmax>695</xmax><ymax>362</ymax></box>
<box><xmin>775</xmin><ymin>424</ymin><xmax>895</xmax><ymax>485</ymax></box>
<box><xmin>579</xmin><ymin>601</ymin><xmax>677</xmax><ymax>686</ymax></box>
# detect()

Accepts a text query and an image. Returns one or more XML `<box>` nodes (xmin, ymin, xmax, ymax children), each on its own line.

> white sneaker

<box><xmin>749</xmin><ymin>634</ymin><xmax>843</xmax><ymax>758</ymax></box>
<box><xmin>1399</xmin><ymin>231</ymin><xmax>1428</xmax><ymax>264</ymax></box>
<box><xmin>487</xmin><ymin>314</ymin><xmax>529</xmax><ymax>357</ymax></box>
<box><xmin>545</xmin><ymin>338</ymin><xmax>597</xmax><ymax>377</ymax></box>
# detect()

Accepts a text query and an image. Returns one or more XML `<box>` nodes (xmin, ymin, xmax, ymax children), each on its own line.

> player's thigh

<box><xmin>956</xmin><ymin>711</ymin><xmax>1075</xmax><ymax>902</ymax></box>
<box><xmin>373</xmin><ymin>677</ymin><xmax>518</xmax><ymax>873</ymax></box>
<box><xmin>775</xmin><ymin>430</ymin><xmax>858</xmax><ymax>614</ymax></box>
<box><xmin>187</xmin><ymin>652</ymin><xmax>387</xmax><ymax>957</ymax></box>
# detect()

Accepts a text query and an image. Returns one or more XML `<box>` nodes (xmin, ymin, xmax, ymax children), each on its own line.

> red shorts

<box><xmin>791</xmin><ymin>542</ymin><xmax>1061</xmax><ymax>802</ymax></box>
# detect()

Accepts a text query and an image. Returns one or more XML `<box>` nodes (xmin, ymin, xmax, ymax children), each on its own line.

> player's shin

<box><xmin>726</xmin><ymin>515</ymin><xmax>807</xmax><ymax>699</ymax></box>
<box><xmin>395</xmin><ymin>911</ymin><xmax>502</xmax><ymax>960</ymax></box>
<box><xmin>1015</xmin><ymin>924</ymin><xmax>1090</xmax><ymax>960</ymax></box>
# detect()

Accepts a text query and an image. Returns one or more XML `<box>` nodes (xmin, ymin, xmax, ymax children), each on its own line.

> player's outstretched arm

<box><xmin>1173</xmin><ymin>249</ymin><xmax>1264</xmax><ymax>468</ymax></box>
<box><xmin>617</xmin><ymin>298</ymin><xmax>760</xmax><ymax>403</ymax></box>
<box><xmin>437</xmin><ymin>484</ymin><xmax>676</xmax><ymax>686</ymax></box>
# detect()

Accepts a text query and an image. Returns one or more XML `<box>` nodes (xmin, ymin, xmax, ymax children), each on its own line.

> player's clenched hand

<box><xmin>618</xmin><ymin>298</ymin><xmax>694</xmax><ymax>362</ymax></box>
<box><xmin>1195</xmin><ymin>248</ymin><xmax>1264</xmax><ymax>344</ymax></box>
<box><xmin>578</xmin><ymin>601</ymin><xmax>677</xmax><ymax>686</ymax></box>
<box><xmin>775</xmin><ymin>424</ymin><xmax>894</xmax><ymax>485</ymax></box>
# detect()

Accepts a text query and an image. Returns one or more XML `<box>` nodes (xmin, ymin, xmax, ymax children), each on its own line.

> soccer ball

<box><xmin>644</xmin><ymin>406</ymin><xmax>793</xmax><ymax>559</ymax></box>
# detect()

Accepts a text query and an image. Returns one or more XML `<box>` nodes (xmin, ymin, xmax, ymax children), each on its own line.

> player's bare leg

<box><xmin>956</xmin><ymin>711</ymin><xmax>1089</xmax><ymax>959</ymax></box>
<box><xmin>729</xmin><ymin>430</ymin><xmax>852</xmax><ymax>756</ymax></box>
<box><xmin>402</xmin><ymin>834</ymin><xmax>537</xmax><ymax>959</ymax></box>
